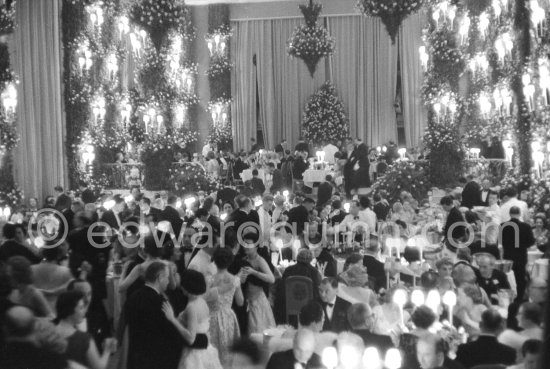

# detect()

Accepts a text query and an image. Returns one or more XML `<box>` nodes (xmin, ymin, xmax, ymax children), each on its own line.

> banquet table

<box><xmin>302</xmin><ymin>169</ymin><xmax>329</xmax><ymax>187</ymax></box>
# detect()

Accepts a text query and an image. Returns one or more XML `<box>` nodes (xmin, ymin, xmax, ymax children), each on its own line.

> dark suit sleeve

<box><xmin>455</xmin><ymin>345</ymin><xmax>470</xmax><ymax>368</ymax></box>
<box><xmin>266</xmin><ymin>352</ymin><xmax>284</xmax><ymax>369</ymax></box>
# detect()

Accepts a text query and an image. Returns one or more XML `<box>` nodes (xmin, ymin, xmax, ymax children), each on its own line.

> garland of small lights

<box><xmin>288</xmin><ymin>0</ymin><xmax>335</xmax><ymax>77</ymax></box>
<box><xmin>206</xmin><ymin>6</ymin><xmax>232</xmax><ymax>151</ymax></box>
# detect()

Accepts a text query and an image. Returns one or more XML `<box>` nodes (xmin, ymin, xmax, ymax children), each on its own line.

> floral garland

<box><xmin>301</xmin><ymin>81</ymin><xmax>349</xmax><ymax>145</ymax></box>
<box><xmin>206</xmin><ymin>58</ymin><xmax>232</xmax><ymax>78</ymax></box>
<box><xmin>0</xmin><ymin>186</ymin><xmax>23</xmax><ymax>208</ymax></box>
<box><xmin>207</xmin><ymin>97</ymin><xmax>232</xmax><ymax>150</ymax></box>
<box><xmin>130</xmin><ymin>0</ymin><xmax>195</xmax><ymax>51</ymax></box>
<box><xmin>288</xmin><ymin>1</ymin><xmax>334</xmax><ymax>77</ymax></box>
<box><xmin>372</xmin><ymin>160</ymin><xmax>430</xmax><ymax>204</ymax></box>
<box><xmin>357</xmin><ymin>0</ymin><xmax>427</xmax><ymax>44</ymax></box>
<box><xmin>0</xmin><ymin>113</ymin><xmax>19</xmax><ymax>152</ymax></box>
<box><xmin>0</xmin><ymin>1</ymin><xmax>15</xmax><ymax>35</ymax></box>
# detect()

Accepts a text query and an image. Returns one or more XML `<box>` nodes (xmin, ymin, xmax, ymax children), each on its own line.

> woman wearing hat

<box><xmin>162</xmin><ymin>269</ymin><xmax>223</xmax><ymax>369</ymax></box>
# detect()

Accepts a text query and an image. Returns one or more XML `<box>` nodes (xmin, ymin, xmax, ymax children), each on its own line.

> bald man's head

<box><xmin>293</xmin><ymin>329</ymin><xmax>316</xmax><ymax>364</ymax></box>
<box><xmin>4</xmin><ymin>306</ymin><xmax>35</xmax><ymax>340</ymax></box>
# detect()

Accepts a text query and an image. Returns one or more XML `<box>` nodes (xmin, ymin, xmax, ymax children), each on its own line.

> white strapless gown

<box><xmin>178</xmin><ymin>316</ymin><xmax>223</xmax><ymax>369</ymax></box>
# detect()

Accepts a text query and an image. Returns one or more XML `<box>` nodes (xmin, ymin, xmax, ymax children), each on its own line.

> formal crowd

<box><xmin>0</xmin><ymin>137</ymin><xmax>547</xmax><ymax>369</ymax></box>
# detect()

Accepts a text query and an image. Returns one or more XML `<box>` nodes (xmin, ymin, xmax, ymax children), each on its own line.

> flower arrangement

<box><xmin>288</xmin><ymin>0</ymin><xmax>335</xmax><ymax>77</ymax></box>
<box><xmin>372</xmin><ymin>160</ymin><xmax>430</xmax><ymax>204</ymax></box>
<box><xmin>0</xmin><ymin>1</ymin><xmax>15</xmax><ymax>35</ymax></box>
<box><xmin>170</xmin><ymin>162</ymin><xmax>219</xmax><ymax>194</ymax></box>
<box><xmin>302</xmin><ymin>81</ymin><xmax>349</xmax><ymax>145</ymax></box>
<box><xmin>206</xmin><ymin>58</ymin><xmax>232</xmax><ymax>78</ymax></box>
<box><xmin>0</xmin><ymin>185</ymin><xmax>23</xmax><ymax>209</ymax></box>
<box><xmin>130</xmin><ymin>0</ymin><xmax>195</xmax><ymax>50</ymax></box>
<box><xmin>0</xmin><ymin>114</ymin><xmax>19</xmax><ymax>153</ymax></box>
<box><xmin>207</xmin><ymin>122</ymin><xmax>233</xmax><ymax>151</ymax></box>
<box><xmin>423</xmin><ymin>121</ymin><xmax>465</xmax><ymax>187</ymax></box>
<box><xmin>357</xmin><ymin>0</ymin><xmax>427</xmax><ymax>43</ymax></box>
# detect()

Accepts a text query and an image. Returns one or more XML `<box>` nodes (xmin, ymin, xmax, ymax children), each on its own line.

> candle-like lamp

<box><xmin>322</xmin><ymin>347</ymin><xmax>338</xmax><ymax>369</ymax></box>
<box><xmin>363</xmin><ymin>347</ymin><xmax>381</xmax><ymax>369</ymax></box>
<box><xmin>411</xmin><ymin>289</ymin><xmax>425</xmax><ymax>307</ymax></box>
<box><xmin>443</xmin><ymin>290</ymin><xmax>457</xmax><ymax>325</ymax></box>
<box><xmin>393</xmin><ymin>289</ymin><xmax>408</xmax><ymax>326</ymax></box>
<box><xmin>426</xmin><ymin>290</ymin><xmax>441</xmax><ymax>313</ymax></box>
<box><xmin>385</xmin><ymin>348</ymin><xmax>402</xmax><ymax>369</ymax></box>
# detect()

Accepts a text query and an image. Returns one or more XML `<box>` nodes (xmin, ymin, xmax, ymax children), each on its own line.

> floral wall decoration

<box><xmin>0</xmin><ymin>0</ymin><xmax>21</xmax><ymax>210</ymax></box>
<box><xmin>357</xmin><ymin>0</ymin><xmax>427</xmax><ymax>44</ymax></box>
<box><xmin>372</xmin><ymin>161</ymin><xmax>430</xmax><ymax>204</ymax></box>
<box><xmin>288</xmin><ymin>0</ymin><xmax>335</xmax><ymax>77</ymax></box>
<box><xmin>62</xmin><ymin>0</ymin><xmax>198</xmax><ymax>190</ymax></box>
<box><xmin>302</xmin><ymin>81</ymin><xmax>349</xmax><ymax>146</ymax></box>
<box><xmin>206</xmin><ymin>5</ymin><xmax>232</xmax><ymax>150</ymax></box>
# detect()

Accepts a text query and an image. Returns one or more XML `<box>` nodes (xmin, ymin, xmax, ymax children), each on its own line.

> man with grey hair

<box><xmin>266</xmin><ymin>329</ymin><xmax>322</xmax><ymax>369</ymax></box>
<box><xmin>476</xmin><ymin>253</ymin><xmax>510</xmax><ymax>304</ymax></box>
<box><xmin>347</xmin><ymin>303</ymin><xmax>393</xmax><ymax>355</ymax></box>
<box><xmin>501</xmin><ymin>206</ymin><xmax>535</xmax><ymax>302</ymax></box>
<box><xmin>417</xmin><ymin>333</ymin><xmax>463</xmax><ymax>369</ymax></box>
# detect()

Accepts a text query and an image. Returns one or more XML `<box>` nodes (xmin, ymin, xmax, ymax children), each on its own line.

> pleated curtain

<box><xmin>327</xmin><ymin>15</ymin><xmax>398</xmax><ymax>147</ymax></box>
<box><xmin>13</xmin><ymin>0</ymin><xmax>66</xmax><ymax>201</ymax></box>
<box><xmin>399</xmin><ymin>12</ymin><xmax>427</xmax><ymax>148</ymax></box>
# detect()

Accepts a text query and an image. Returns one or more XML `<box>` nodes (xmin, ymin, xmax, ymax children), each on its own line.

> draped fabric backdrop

<box><xmin>232</xmin><ymin>15</ymin><xmax>405</xmax><ymax>151</ymax></box>
<box><xmin>13</xmin><ymin>0</ymin><xmax>66</xmax><ymax>201</ymax></box>
<box><xmin>327</xmin><ymin>16</ymin><xmax>398</xmax><ymax>147</ymax></box>
<box><xmin>399</xmin><ymin>12</ymin><xmax>427</xmax><ymax>148</ymax></box>
<box><xmin>231</xmin><ymin>18</ymin><xmax>327</xmax><ymax>151</ymax></box>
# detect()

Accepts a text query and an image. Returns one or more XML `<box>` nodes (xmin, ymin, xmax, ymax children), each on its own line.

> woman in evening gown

<box><xmin>163</xmin><ymin>270</ymin><xmax>222</xmax><ymax>369</ymax></box>
<box><xmin>208</xmin><ymin>248</ymin><xmax>244</xmax><ymax>366</ymax></box>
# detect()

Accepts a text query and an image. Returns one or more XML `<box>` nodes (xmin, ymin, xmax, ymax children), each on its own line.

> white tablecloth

<box><xmin>303</xmin><ymin>170</ymin><xmax>327</xmax><ymax>183</ymax></box>
<box><xmin>241</xmin><ymin>169</ymin><xmax>265</xmax><ymax>182</ymax></box>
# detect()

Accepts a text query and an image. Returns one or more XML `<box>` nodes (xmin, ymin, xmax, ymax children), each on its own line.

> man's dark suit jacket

<box><xmin>247</xmin><ymin>177</ymin><xmax>265</xmax><ymax>197</ymax></box>
<box><xmin>455</xmin><ymin>335</ymin><xmax>516</xmax><ymax>369</ymax></box>
<box><xmin>352</xmin><ymin>329</ymin><xmax>394</xmax><ymax>355</ymax></box>
<box><xmin>316</xmin><ymin>248</ymin><xmax>337</xmax><ymax>278</ymax></box>
<box><xmin>317</xmin><ymin>182</ymin><xmax>333</xmax><ymax>207</ymax></box>
<box><xmin>271</xmin><ymin>169</ymin><xmax>284</xmax><ymax>194</ymax></box>
<box><xmin>288</xmin><ymin>205</ymin><xmax>310</xmax><ymax>235</ymax></box>
<box><xmin>363</xmin><ymin>254</ymin><xmax>387</xmax><ymax>292</ymax></box>
<box><xmin>443</xmin><ymin>207</ymin><xmax>466</xmax><ymax>241</ymax></box>
<box><xmin>0</xmin><ymin>240</ymin><xmax>41</xmax><ymax>264</ymax></box>
<box><xmin>501</xmin><ymin>218</ymin><xmax>535</xmax><ymax>263</ymax></box>
<box><xmin>100</xmin><ymin>210</ymin><xmax>121</xmax><ymax>231</ymax></box>
<box><xmin>217</xmin><ymin>187</ymin><xmax>239</xmax><ymax>207</ymax></box>
<box><xmin>461</xmin><ymin>181</ymin><xmax>482</xmax><ymax>209</ymax></box>
<box><xmin>321</xmin><ymin>296</ymin><xmax>351</xmax><ymax>333</ymax></box>
<box><xmin>80</xmin><ymin>188</ymin><xmax>96</xmax><ymax>204</ymax></box>
<box><xmin>266</xmin><ymin>349</ymin><xmax>325</xmax><ymax>369</ymax></box>
<box><xmin>125</xmin><ymin>286</ymin><xmax>184</xmax><ymax>369</ymax></box>
<box><xmin>160</xmin><ymin>205</ymin><xmax>184</xmax><ymax>238</ymax></box>
<box><xmin>373</xmin><ymin>201</ymin><xmax>391</xmax><ymax>221</ymax></box>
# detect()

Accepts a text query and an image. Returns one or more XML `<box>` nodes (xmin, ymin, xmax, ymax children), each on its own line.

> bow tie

<box><xmin>324</xmin><ymin>302</ymin><xmax>334</xmax><ymax>308</ymax></box>
<box><xmin>295</xmin><ymin>361</ymin><xmax>307</xmax><ymax>369</ymax></box>
<box><xmin>354</xmin><ymin>216</ymin><xmax>359</xmax><ymax>220</ymax></box>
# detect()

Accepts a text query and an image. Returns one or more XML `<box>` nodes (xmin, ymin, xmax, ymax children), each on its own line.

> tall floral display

<box><xmin>206</xmin><ymin>5</ymin><xmax>232</xmax><ymax>151</ymax></box>
<box><xmin>62</xmin><ymin>0</ymin><xmax>198</xmax><ymax>190</ymax></box>
<box><xmin>288</xmin><ymin>0</ymin><xmax>335</xmax><ymax>77</ymax></box>
<box><xmin>0</xmin><ymin>2</ymin><xmax>22</xmax><ymax>211</ymax></box>
<box><xmin>302</xmin><ymin>81</ymin><xmax>349</xmax><ymax>145</ymax></box>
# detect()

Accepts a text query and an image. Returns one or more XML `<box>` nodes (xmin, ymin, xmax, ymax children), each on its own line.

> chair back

<box><xmin>284</xmin><ymin>276</ymin><xmax>314</xmax><ymax>323</ymax></box>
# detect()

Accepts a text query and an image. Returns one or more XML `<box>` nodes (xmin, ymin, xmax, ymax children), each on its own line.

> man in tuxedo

<box><xmin>479</xmin><ymin>179</ymin><xmax>492</xmax><ymax>206</ymax></box>
<box><xmin>288</xmin><ymin>197</ymin><xmax>315</xmax><ymax>236</ymax></box>
<box><xmin>79</xmin><ymin>180</ymin><xmax>96</xmax><ymax>204</ymax></box>
<box><xmin>311</xmin><ymin>244</ymin><xmax>337</xmax><ymax>278</ymax></box>
<box><xmin>456</xmin><ymin>309</ymin><xmax>516</xmax><ymax>368</ymax></box>
<box><xmin>501</xmin><ymin>206</ymin><xmax>535</xmax><ymax>302</ymax></box>
<box><xmin>275</xmin><ymin>139</ymin><xmax>287</xmax><ymax>155</ymax></box>
<box><xmin>317</xmin><ymin>175</ymin><xmax>333</xmax><ymax>207</ymax></box>
<box><xmin>319</xmin><ymin>277</ymin><xmax>351</xmax><ymax>333</ymax></box>
<box><xmin>348</xmin><ymin>303</ymin><xmax>393</xmax><ymax>355</ymax></box>
<box><xmin>295</xmin><ymin>137</ymin><xmax>310</xmax><ymax>156</ymax></box>
<box><xmin>362</xmin><ymin>236</ymin><xmax>386</xmax><ymax>293</ymax></box>
<box><xmin>224</xmin><ymin>195</ymin><xmax>259</xmax><ymax>238</ymax></box>
<box><xmin>100</xmin><ymin>195</ymin><xmax>126</xmax><ymax>231</ymax></box>
<box><xmin>245</xmin><ymin>169</ymin><xmax>265</xmax><ymax>197</ymax></box>
<box><xmin>126</xmin><ymin>261</ymin><xmax>187</xmax><ymax>369</ymax></box>
<box><xmin>267</xmin><ymin>162</ymin><xmax>284</xmax><ymax>194</ymax></box>
<box><xmin>139</xmin><ymin>197</ymin><xmax>160</xmax><ymax>223</ymax></box>
<box><xmin>266</xmin><ymin>329</ymin><xmax>324</xmax><ymax>369</ymax></box>
<box><xmin>476</xmin><ymin>254</ymin><xmax>510</xmax><ymax>304</ymax></box>
<box><xmin>461</xmin><ymin>175</ymin><xmax>482</xmax><ymax>209</ymax></box>
<box><xmin>160</xmin><ymin>195</ymin><xmax>184</xmax><ymax>239</ymax></box>
<box><xmin>440</xmin><ymin>195</ymin><xmax>466</xmax><ymax>246</ymax></box>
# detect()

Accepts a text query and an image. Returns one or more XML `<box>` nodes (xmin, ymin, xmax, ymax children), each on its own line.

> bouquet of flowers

<box><xmin>0</xmin><ymin>185</ymin><xmax>23</xmax><ymax>209</ymax></box>
<box><xmin>372</xmin><ymin>160</ymin><xmax>430</xmax><ymax>203</ymax></box>
<box><xmin>170</xmin><ymin>162</ymin><xmax>219</xmax><ymax>194</ymax></box>
<box><xmin>288</xmin><ymin>1</ymin><xmax>335</xmax><ymax>77</ymax></box>
<box><xmin>357</xmin><ymin>0</ymin><xmax>427</xmax><ymax>43</ymax></box>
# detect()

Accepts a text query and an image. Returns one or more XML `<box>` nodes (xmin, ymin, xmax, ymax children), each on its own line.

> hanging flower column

<box><xmin>288</xmin><ymin>0</ymin><xmax>335</xmax><ymax>77</ymax></box>
<box><xmin>357</xmin><ymin>0</ymin><xmax>427</xmax><ymax>44</ymax></box>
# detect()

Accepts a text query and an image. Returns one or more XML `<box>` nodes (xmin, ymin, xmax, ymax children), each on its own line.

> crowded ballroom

<box><xmin>0</xmin><ymin>0</ymin><xmax>549</xmax><ymax>368</ymax></box>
